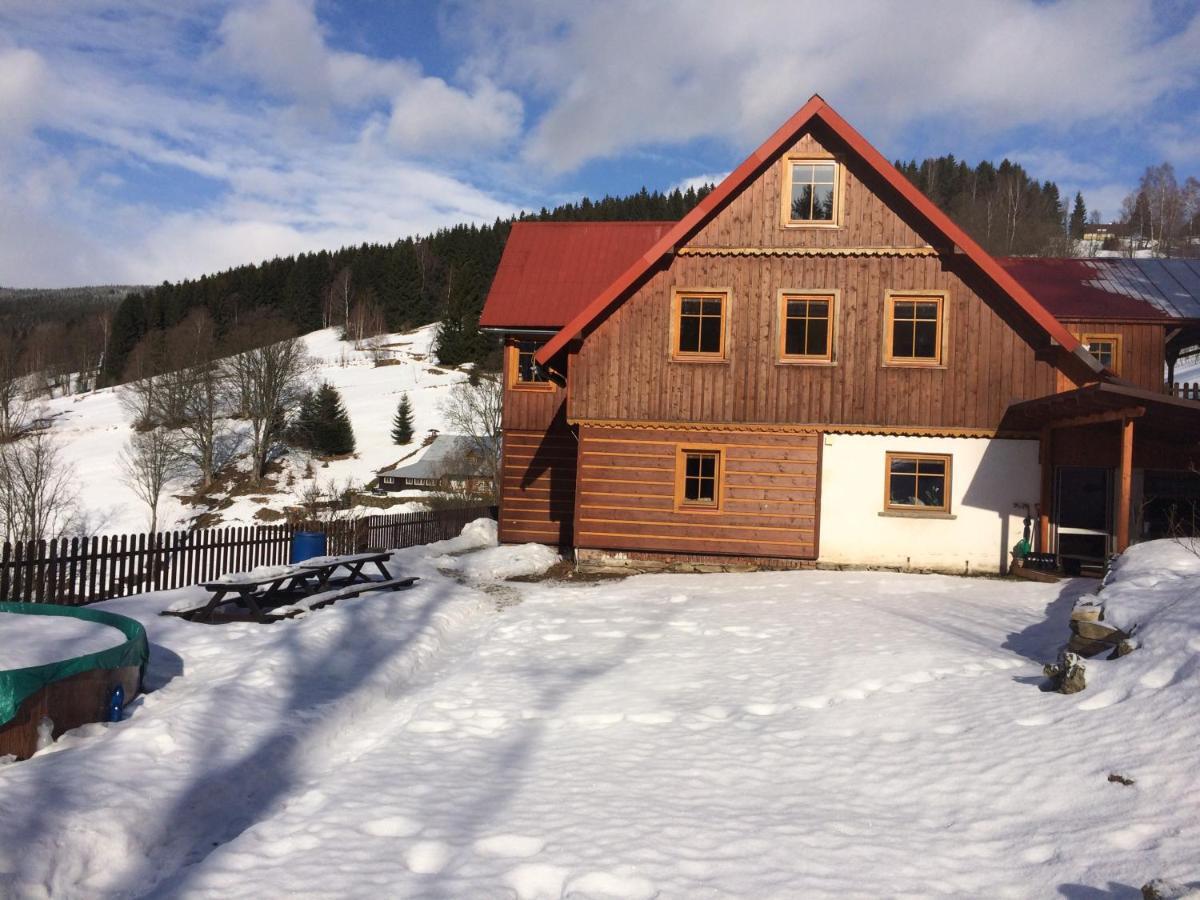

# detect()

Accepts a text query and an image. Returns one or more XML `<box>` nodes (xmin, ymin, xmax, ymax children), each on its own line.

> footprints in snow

<box><xmin>356</xmin><ymin>821</ymin><xmax>656</xmax><ymax>899</ymax></box>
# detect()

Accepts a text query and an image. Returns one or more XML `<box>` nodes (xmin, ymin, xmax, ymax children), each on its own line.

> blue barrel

<box><xmin>290</xmin><ymin>531</ymin><xmax>328</xmax><ymax>564</ymax></box>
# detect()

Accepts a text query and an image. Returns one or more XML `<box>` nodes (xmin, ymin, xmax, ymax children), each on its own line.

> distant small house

<box><xmin>376</xmin><ymin>434</ymin><xmax>494</xmax><ymax>493</ymax></box>
<box><xmin>1081</xmin><ymin>222</ymin><xmax>1130</xmax><ymax>242</ymax></box>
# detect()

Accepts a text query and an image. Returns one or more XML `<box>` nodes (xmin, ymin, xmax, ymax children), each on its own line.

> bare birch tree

<box><xmin>0</xmin><ymin>430</ymin><xmax>80</xmax><ymax>543</ymax></box>
<box><xmin>224</xmin><ymin>317</ymin><xmax>313</xmax><ymax>483</ymax></box>
<box><xmin>439</xmin><ymin>374</ymin><xmax>502</xmax><ymax>499</ymax></box>
<box><xmin>119</xmin><ymin>427</ymin><xmax>186</xmax><ymax>535</ymax></box>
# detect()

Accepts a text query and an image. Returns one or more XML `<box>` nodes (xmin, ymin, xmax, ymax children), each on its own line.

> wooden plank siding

<box><xmin>687</xmin><ymin>129</ymin><xmax>933</xmax><ymax>251</ymax></box>
<box><xmin>501</xmin><ymin>336</ymin><xmax>569</xmax><ymax>433</ymax></box>
<box><xmin>574</xmin><ymin>426</ymin><xmax>819</xmax><ymax>559</ymax></box>
<box><xmin>1057</xmin><ymin>320</ymin><xmax>1166</xmax><ymax>393</ymax></box>
<box><xmin>500</xmin><ymin>428</ymin><xmax>578</xmax><ymax>546</ymax></box>
<box><xmin>570</xmin><ymin>253</ymin><xmax>1064</xmax><ymax>430</ymax></box>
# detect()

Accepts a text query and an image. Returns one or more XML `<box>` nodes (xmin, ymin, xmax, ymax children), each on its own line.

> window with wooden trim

<box><xmin>885</xmin><ymin>453</ymin><xmax>951</xmax><ymax>513</ymax></box>
<box><xmin>784</xmin><ymin>159</ymin><xmax>839</xmax><ymax>225</ymax></box>
<box><xmin>779</xmin><ymin>292</ymin><xmax>835</xmax><ymax>362</ymax></box>
<box><xmin>508</xmin><ymin>339</ymin><xmax>553</xmax><ymax>390</ymax></box>
<box><xmin>1081</xmin><ymin>333</ymin><xmax>1121</xmax><ymax>374</ymax></box>
<box><xmin>672</xmin><ymin>290</ymin><xmax>728</xmax><ymax>360</ymax></box>
<box><xmin>885</xmin><ymin>293</ymin><xmax>944</xmax><ymax>366</ymax></box>
<box><xmin>676</xmin><ymin>447</ymin><xmax>722</xmax><ymax>509</ymax></box>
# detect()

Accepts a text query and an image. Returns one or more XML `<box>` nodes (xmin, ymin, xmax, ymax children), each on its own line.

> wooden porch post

<box><xmin>1038</xmin><ymin>426</ymin><xmax>1053</xmax><ymax>553</ymax></box>
<box><xmin>1116</xmin><ymin>417</ymin><xmax>1135</xmax><ymax>553</ymax></box>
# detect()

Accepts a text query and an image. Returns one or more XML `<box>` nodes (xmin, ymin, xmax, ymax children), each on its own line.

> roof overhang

<box><xmin>1001</xmin><ymin>383</ymin><xmax>1200</xmax><ymax>443</ymax></box>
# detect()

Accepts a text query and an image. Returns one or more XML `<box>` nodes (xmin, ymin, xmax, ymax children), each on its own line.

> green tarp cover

<box><xmin>0</xmin><ymin>603</ymin><xmax>149</xmax><ymax>727</ymax></box>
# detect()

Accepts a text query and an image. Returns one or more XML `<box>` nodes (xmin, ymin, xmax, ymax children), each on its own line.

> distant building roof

<box><xmin>998</xmin><ymin>257</ymin><xmax>1200</xmax><ymax>322</ymax></box>
<box><xmin>479</xmin><ymin>220</ymin><xmax>676</xmax><ymax>330</ymax></box>
<box><xmin>378</xmin><ymin>434</ymin><xmax>495</xmax><ymax>480</ymax></box>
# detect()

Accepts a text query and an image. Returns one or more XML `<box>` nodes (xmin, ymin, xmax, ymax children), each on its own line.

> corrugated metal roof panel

<box><xmin>997</xmin><ymin>258</ymin><xmax>1200</xmax><ymax>321</ymax></box>
<box><xmin>479</xmin><ymin>221</ymin><xmax>675</xmax><ymax>329</ymax></box>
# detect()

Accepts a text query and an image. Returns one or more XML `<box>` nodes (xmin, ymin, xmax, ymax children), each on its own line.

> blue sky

<box><xmin>1</xmin><ymin>0</ymin><xmax>1198</xmax><ymax>288</ymax></box>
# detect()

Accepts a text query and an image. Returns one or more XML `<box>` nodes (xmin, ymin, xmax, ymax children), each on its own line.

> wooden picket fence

<box><xmin>0</xmin><ymin>505</ymin><xmax>496</xmax><ymax>606</ymax></box>
<box><xmin>1171</xmin><ymin>382</ymin><xmax>1200</xmax><ymax>401</ymax></box>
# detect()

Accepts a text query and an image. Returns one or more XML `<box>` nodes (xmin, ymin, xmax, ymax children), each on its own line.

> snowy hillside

<box><xmin>41</xmin><ymin>325</ymin><xmax>470</xmax><ymax>534</ymax></box>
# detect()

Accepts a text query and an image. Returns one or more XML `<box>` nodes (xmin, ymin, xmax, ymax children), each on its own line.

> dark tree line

<box><xmin>0</xmin><ymin>287</ymin><xmax>133</xmax><ymax>400</ymax></box>
<box><xmin>896</xmin><ymin>156</ymin><xmax>1076</xmax><ymax>257</ymax></box>
<box><xmin>102</xmin><ymin>186</ymin><xmax>716</xmax><ymax>386</ymax></box>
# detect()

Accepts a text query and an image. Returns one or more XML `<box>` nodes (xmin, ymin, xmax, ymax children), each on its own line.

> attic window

<box><xmin>785</xmin><ymin>159</ymin><xmax>839</xmax><ymax>225</ymax></box>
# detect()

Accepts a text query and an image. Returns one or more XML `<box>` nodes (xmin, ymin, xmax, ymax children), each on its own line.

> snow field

<box><xmin>0</xmin><ymin>612</ymin><xmax>126</xmax><ymax>669</ymax></box>
<box><xmin>2</xmin><ymin>533</ymin><xmax>1199</xmax><ymax>897</ymax></box>
<box><xmin>40</xmin><ymin>324</ymin><xmax>466</xmax><ymax>534</ymax></box>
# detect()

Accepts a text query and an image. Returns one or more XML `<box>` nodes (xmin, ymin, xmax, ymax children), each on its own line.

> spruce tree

<box><xmin>1069</xmin><ymin>192</ymin><xmax>1087</xmax><ymax>239</ymax></box>
<box><xmin>291</xmin><ymin>389</ymin><xmax>318</xmax><ymax>451</ymax></box>
<box><xmin>392</xmin><ymin>393</ymin><xmax>414</xmax><ymax>445</ymax></box>
<box><xmin>311</xmin><ymin>382</ymin><xmax>356</xmax><ymax>455</ymax></box>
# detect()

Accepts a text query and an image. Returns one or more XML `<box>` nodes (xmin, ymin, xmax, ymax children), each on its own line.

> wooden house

<box><xmin>479</xmin><ymin>96</ymin><xmax>1200</xmax><ymax>574</ymax></box>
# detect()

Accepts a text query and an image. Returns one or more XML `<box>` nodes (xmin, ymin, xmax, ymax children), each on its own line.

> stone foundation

<box><xmin>574</xmin><ymin>548</ymin><xmax>815</xmax><ymax>575</ymax></box>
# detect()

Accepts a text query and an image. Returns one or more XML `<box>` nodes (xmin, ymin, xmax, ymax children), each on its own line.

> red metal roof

<box><xmin>479</xmin><ymin>220</ymin><xmax>675</xmax><ymax>329</ymax></box>
<box><xmin>998</xmin><ymin>257</ymin><xmax>1198</xmax><ymax>322</ymax></box>
<box><xmin>535</xmin><ymin>94</ymin><xmax>1096</xmax><ymax>373</ymax></box>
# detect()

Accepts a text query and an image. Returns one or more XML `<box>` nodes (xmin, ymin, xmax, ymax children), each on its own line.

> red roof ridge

<box><xmin>535</xmin><ymin>96</ymin><xmax>1098</xmax><ymax>375</ymax></box>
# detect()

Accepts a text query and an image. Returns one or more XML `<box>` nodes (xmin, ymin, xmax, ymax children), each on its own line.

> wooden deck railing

<box><xmin>1170</xmin><ymin>382</ymin><xmax>1200</xmax><ymax>401</ymax></box>
<box><xmin>0</xmin><ymin>506</ymin><xmax>496</xmax><ymax>606</ymax></box>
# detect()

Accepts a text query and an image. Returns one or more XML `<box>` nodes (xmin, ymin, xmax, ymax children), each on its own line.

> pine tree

<box><xmin>311</xmin><ymin>382</ymin><xmax>355</xmax><ymax>455</ymax></box>
<box><xmin>392</xmin><ymin>393</ymin><xmax>414</xmax><ymax>445</ymax></box>
<box><xmin>1069</xmin><ymin>192</ymin><xmax>1088</xmax><ymax>239</ymax></box>
<box><xmin>290</xmin><ymin>389</ymin><xmax>319</xmax><ymax>451</ymax></box>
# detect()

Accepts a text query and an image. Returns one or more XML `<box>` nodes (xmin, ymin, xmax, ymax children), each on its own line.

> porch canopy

<box><xmin>1002</xmin><ymin>382</ymin><xmax>1200</xmax><ymax>554</ymax></box>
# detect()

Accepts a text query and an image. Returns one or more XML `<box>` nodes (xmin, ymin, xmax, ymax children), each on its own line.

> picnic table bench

<box><xmin>163</xmin><ymin>550</ymin><xmax>416</xmax><ymax>623</ymax></box>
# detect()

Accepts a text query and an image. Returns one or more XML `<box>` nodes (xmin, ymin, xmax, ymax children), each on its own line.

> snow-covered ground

<box><xmin>40</xmin><ymin>324</ymin><xmax>467</xmax><ymax>534</ymax></box>
<box><xmin>0</xmin><ymin>611</ymin><xmax>126</xmax><ymax>669</ymax></box>
<box><xmin>3</xmin><ymin>527</ymin><xmax>1199</xmax><ymax>896</ymax></box>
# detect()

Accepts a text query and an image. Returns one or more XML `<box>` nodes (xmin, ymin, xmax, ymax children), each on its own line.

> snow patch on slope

<box><xmin>38</xmin><ymin>324</ymin><xmax>467</xmax><ymax>533</ymax></box>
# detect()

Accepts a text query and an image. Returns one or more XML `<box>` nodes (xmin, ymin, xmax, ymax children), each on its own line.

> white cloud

<box><xmin>0</xmin><ymin>1</ymin><xmax>526</xmax><ymax>287</ymax></box>
<box><xmin>672</xmin><ymin>172</ymin><xmax>728</xmax><ymax>194</ymax></box>
<box><xmin>385</xmin><ymin>77</ymin><xmax>522</xmax><ymax>154</ymax></box>
<box><xmin>452</xmin><ymin>0</ymin><xmax>1200</xmax><ymax>174</ymax></box>
<box><xmin>0</xmin><ymin>46</ymin><xmax>49</xmax><ymax>139</ymax></box>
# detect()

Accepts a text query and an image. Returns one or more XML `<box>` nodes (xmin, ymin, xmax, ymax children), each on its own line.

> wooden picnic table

<box><xmin>295</xmin><ymin>551</ymin><xmax>394</xmax><ymax>591</ymax></box>
<box><xmin>173</xmin><ymin>551</ymin><xmax>397</xmax><ymax>623</ymax></box>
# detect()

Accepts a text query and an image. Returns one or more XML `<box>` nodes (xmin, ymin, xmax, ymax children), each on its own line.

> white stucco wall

<box><xmin>818</xmin><ymin>434</ymin><xmax>1041</xmax><ymax>574</ymax></box>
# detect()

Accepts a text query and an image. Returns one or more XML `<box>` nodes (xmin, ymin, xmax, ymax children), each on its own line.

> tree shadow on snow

<box><xmin>1001</xmin><ymin>578</ymin><xmax>1095</xmax><ymax>663</ymax></box>
<box><xmin>8</xmin><ymin>574</ymin><xmax>462</xmax><ymax>899</ymax></box>
<box><xmin>1057</xmin><ymin>881</ymin><xmax>1142</xmax><ymax>899</ymax></box>
<box><xmin>415</xmin><ymin>592</ymin><xmax>683</xmax><ymax>900</ymax></box>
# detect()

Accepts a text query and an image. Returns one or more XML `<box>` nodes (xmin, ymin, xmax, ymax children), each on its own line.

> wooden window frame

<box><xmin>777</xmin><ymin>289</ymin><xmax>838</xmax><ymax>364</ymax></box>
<box><xmin>674</xmin><ymin>445</ymin><xmax>724</xmax><ymax>512</ymax></box>
<box><xmin>883</xmin><ymin>290</ymin><xmax>948</xmax><ymax>368</ymax></box>
<box><xmin>883</xmin><ymin>452</ymin><xmax>952</xmax><ymax>515</ymax></box>
<box><xmin>506</xmin><ymin>338</ymin><xmax>555</xmax><ymax>392</ymax></box>
<box><xmin>779</xmin><ymin>156</ymin><xmax>843</xmax><ymax>229</ymax></box>
<box><xmin>1080</xmin><ymin>332</ymin><xmax>1122</xmax><ymax>375</ymax></box>
<box><xmin>670</xmin><ymin>288</ymin><xmax>732</xmax><ymax>363</ymax></box>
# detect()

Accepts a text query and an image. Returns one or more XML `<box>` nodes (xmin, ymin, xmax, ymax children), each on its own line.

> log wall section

<box><xmin>500</xmin><ymin>428</ymin><xmax>577</xmax><ymax>546</ymax></box>
<box><xmin>571</xmin><ymin>254</ymin><xmax>1065</xmax><ymax>430</ymax></box>
<box><xmin>574</xmin><ymin>426</ymin><xmax>819</xmax><ymax>559</ymax></box>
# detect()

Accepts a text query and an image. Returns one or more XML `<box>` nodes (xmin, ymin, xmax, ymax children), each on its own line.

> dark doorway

<box><xmin>1142</xmin><ymin>469</ymin><xmax>1200</xmax><ymax>540</ymax></box>
<box><xmin>1055</xmin><ymin>466</ymin><xmax>1112</xmax><ymax>566</ymax></box>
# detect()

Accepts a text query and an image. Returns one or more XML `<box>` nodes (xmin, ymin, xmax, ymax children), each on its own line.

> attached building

<box><xmin>480</xmin><ymin>95</ymin><xmax>1200</xmax><ymax>575</ymax></box>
